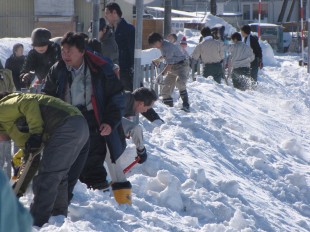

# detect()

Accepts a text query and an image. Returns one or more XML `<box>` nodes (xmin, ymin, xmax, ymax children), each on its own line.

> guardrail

<box><xmin>141</xmin><ymin>60</ymin><xmax>202</xmax><ymax>95</ymax></box>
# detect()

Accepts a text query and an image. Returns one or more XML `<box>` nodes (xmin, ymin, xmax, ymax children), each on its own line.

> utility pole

<box><xmin>258</xmin><ymin>0</ymin><xmax>261</xmax><ymax>40</ymax></box>
<box><xmin>308</xmin><ymin>17</ymin><xmax>310</xmax><ymax>73</ymax></box>
<box><xmin>133</xmin><ymin>0</ymin><xmax>143</xmax><ymax>90</ymax></box>
<box><xmin>210</xmin><ymin>0</ymin><xmax>217</xmax><ymax>15</ymax></box>
<box><xmin>133</xmin><ymin>0</ymin><xmax>144</xmax><ymax>124</ymax></box>
<box><xmin>92</xmin><ymin>0</ymin><xmax>100</xmax><ymax>39</ymax></box>
<box><xmin>300</xmin><ymin>0</ymin><xmax>304</xmax><ymax>67</ymax></box>
<box><xmin>164</xmin><ymin>0</ymin><xmax>172</xmax><ymax>37</ymax></box>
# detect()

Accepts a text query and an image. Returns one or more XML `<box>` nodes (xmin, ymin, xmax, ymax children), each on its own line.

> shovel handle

<box><xmin>123</xmin><ymin>158</ymin><xmax>140</xmax><ymax>174</ymax></box>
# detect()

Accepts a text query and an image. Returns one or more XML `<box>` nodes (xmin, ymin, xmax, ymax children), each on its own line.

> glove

<box><xmin>111</xmin><ymin>181</ymin><xmax>132</xmax><ymax>205</ymax></box>
<box><xmin>20</xmin><ymin>72</ymin><xmax>35</xmax><ymax>86</ymax></box>
<box><xmin>153</xmin><ymin>119</ymin><xmax>164</xmax><ymax>126</ymax></box>
<box><xmin>136</xmin><ymin>147</ymin><xmax>147</xmax><ymax>164</ymax></box>
<box><xmin>25</xmin><ymin>134</ymin><xmax>42</xmax><ymax>154</ymax></box>
<box><xmin>152</xmin><ymin>57</ymin><xmax>163</xmax><ymax>67</ymax></box>
<box><xmin>11</xmin><ymin>149</ymin><xmax>24</xmax><ymax>180</ymax></box>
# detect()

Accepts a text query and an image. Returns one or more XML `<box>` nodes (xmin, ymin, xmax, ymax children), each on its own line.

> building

<box><xmin>145</xmin><ymin>0</ymin><xmax>309</xmax><ymax>29</ymax></box>
<box><xmin>0</xmin><ymin>0</ymin><xmax>133</xmax><ymax>38</ymax></box>
<box><xmin>1</xmin><ymin>0</ymin><xmax>308</xmax><ymax>38</ymax></box>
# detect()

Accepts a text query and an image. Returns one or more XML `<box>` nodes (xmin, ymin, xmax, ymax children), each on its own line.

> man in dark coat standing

<box><xmin>104</xmin><ymin>2</ymin><xmax>162</xmax><ymax>122</ymax></box>
<box><xmin>42</xmin><ymin>32</ymin><xmax>126</xmax><ymax>191</ymax></box>
<box><xmin>104</xmin><ymin>2</ymin><xmax>135</xmax><ymax>91</ymax></box>
<box><xmin>241</xmin><ymin>25</ymin><xmax>263</xmax><ymax>82</ymax></box>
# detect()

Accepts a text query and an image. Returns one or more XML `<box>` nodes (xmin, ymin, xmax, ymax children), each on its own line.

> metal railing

<box><xmin>140</xmin><ymin>60</ymin><xmax>202</xmax><ymax>95</ymax></box>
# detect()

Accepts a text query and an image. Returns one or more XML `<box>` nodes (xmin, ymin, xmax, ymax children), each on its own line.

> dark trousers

<box><xmin>231</xmin><ymin>67</ymin><xmax>251</xmax><ymax>91</ymax></box>
<box><xmin>79</xmin><ymin>110</ymin><xmax>108</xmax><ymax>189</ymax></box>
<box><xmin>250</xmin><ymin>57</ymin><xmax>259</xmax><ymax>82</ymax></box>
<box><xmin>30</xmin><ymin>116</ymin><xmax>89</xmax><ymax>227</ymax></box>
<box><xmin>203</xmin><ymin>62</ymin><xmax>223</xmax><ymax>84</ymax></box>
<box><xmin>120</xmin><ymin>68</ymin><xmax>134</xmax><ymax>91</ymax></box>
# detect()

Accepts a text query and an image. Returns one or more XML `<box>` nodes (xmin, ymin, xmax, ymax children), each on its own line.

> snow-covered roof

<box><xmin>218</xmin><ymin>12</ymin><xmax>242</xmax><ymax>16</ymax></box>
<box><xmin>145</xmin><ymin>6</ymin><xmax>205</xmax><ymax>18</ymax></box>
<box><xmin>249</xmin><ymin>23</ymin><xmax>279</xmax><ymax>27</ymax></box>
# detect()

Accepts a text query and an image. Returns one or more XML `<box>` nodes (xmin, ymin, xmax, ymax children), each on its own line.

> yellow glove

<box><xmin>11</xmin><ymin>149</ymin><xmax>24</xmax><ymax>180</ymax></box>
<box><xmin>12</xmin><ymin>149</ymin><xmax>24</xmax><ymax>167</ymax></box>
<box><xmin>112</xmin><ymin>181</ymin><xmax>132</xmax><ymax>205</ymax></box>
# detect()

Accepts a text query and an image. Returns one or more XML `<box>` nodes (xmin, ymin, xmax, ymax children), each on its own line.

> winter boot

<box><xmin>162</xmin><ymin>97</ymin><xmax>174</xmax><ymax>107</ymax></box>
<box><xmin>180</xmin><ymin>90</ymin><xmax>190</xmax><ymax>112</ymax></box>
<box><xmin>112</xmin><ymin>181</ymin><xmax>132</xmax><ymax>205</ymax></box>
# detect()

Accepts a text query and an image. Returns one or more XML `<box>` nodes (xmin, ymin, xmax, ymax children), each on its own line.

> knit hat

<box><xmin>31</xmin><ymin>28</ymin><xmax>51</xmax><ymax>47</ymax></box>
<box><xmin>180</xmin><ymin>36</ymin><xmax>187</xmax><ymax>45</ymax></box>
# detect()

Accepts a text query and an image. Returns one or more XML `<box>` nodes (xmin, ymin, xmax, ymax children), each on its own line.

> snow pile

<box><xmin>260</xmin><ymin>40</ymin><xmax>278</xmax><ymax>66</ymax></box>
<box><xmin>202</xmin><ymin>13</ymin><xmax>237</xmax><ymax>36</ymax></box>
<box><xmin>1</xmin><ymin>39</ymin><xmax>310</xmax><ymax>231</ymax></box>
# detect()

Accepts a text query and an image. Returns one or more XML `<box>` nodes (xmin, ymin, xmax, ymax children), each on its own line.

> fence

<box><xmin>140</xmin><ymin>60</ymin><xmax>201</xmax><ymax>96</ymax></box>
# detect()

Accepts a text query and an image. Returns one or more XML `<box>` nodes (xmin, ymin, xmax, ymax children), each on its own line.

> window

<box><xmin>243</xmin><ymin>4</ymin><xmax>250</xmax><ymax>20</ymax></box>
<box><xmin>253</xmin><ymin>3</ymin><xmax>268</xmax><ymax>21</ymax></box>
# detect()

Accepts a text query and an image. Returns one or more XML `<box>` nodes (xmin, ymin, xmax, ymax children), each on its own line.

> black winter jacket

<box><xmin>114</xmin><ymin>18</ymin><xmax>135</xmax><ymax>70</ymax></box>
<box><xmin>5</xmin><ymin>55</ymin><xmax>25</xmax><ymax>90</ymax></box>
<box><xmin>244</xmin><ymin>35</ymin><xmax>262</xmax><ymax>59</ymax></box>
<box><xmin>42</xmin><ymin>51</ymin><xmax>126</xmax><ymax>162</ymax></box>
<box><xmin>20</xmin><ymin>42</ymin><xmax>61</xmax><ymax>82</ymax></box>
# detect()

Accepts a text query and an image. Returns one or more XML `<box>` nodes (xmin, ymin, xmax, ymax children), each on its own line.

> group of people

<box><xmin>148</xmin><ymin>24</ymin><xmax>262</xmax><ymax>98</ymax></box>
<box><xmin>0</xmin><ymin>2</ymin><xmax>164</xmax><ymax>229</ymax></box>
<box><xmin>0</xmin><ymin>2</ymin><xmax>263</xmax><ymax>228</ymax></box>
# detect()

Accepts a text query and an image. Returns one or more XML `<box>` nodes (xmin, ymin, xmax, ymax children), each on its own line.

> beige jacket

<box><xmin>227</xmin><ymin>41</ymin><xmax>255</xmax><ymax>69</ymax></box>
<box><xmin>192</xmin><ymin>39</ymin><xmax>224</xmax><ymax>64</ymax></box>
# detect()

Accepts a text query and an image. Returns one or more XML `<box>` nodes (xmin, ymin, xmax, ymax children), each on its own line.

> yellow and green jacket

<box><xmin>0</xmin><ymin>93</ymin><xmax>82</xmax><ymax>148</ymax></box>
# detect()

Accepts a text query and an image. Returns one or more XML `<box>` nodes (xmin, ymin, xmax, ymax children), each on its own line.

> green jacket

<box><xmin>0</xmin><ymin>69</ymin><xmax>16</xmax><ymax>93</ymax></box>
<box><xmin>0</xmin><ymin>93</ymin><xmax>82</xmax><ymax>148</ymax></box>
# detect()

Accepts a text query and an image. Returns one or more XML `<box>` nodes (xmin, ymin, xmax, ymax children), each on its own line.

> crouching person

<box><xmin>0</xmin><ymin>92</ymin><xmax>89</xmax><ymax>227</ymax></box>
<box><xmin>107</xmin><ymin>87</ymin><xmax>163</xmax><ymax>204</ymax></box>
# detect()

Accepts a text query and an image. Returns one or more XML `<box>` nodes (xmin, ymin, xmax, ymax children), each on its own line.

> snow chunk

<box><xmin>218</xmin><ymin>180</ymin><xmax>239</xmax><ymax>197</ymax></box>
<box><xmin>229</xmin><ymin>209</ymin><xmax>254</xmax><ymax>230</ymax></box>
<box><xmin>285</xmin><ymin>173</ymin><xmax>308</xmax><ymax>188</ymax></box>
<box><xmin>147</xmin><ymin>170</ymin><xmax>184</xmax><ymax>212</ymax></box>
<box><xmin>281</xmin><ymin>138</ymin><xmax>308</xmax><ymax>162</ymax></box>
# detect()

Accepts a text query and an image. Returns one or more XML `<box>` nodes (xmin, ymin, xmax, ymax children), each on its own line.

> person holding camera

<box><xmin>42</xmin><ymin>32</ymin><xmax>125</xmax><ymax>192</ymax></box>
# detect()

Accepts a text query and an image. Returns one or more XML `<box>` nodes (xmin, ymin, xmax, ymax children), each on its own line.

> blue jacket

<box><xmin>42</xmin><ymin>51</ymin><xmax>126</xmax><ymax>161</ymax></box>
<box><xmin>0</xmin><ymin>170</ymin><xmax>33</xmax><ymax>232</ymax></box>
<box><xmin>115</xmin><ymin>18</ymin><xmax>135</xmax><ymax>70</ymax></box>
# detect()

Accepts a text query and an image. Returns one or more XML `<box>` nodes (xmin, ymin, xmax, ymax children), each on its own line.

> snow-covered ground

<box><xmin>1</xmin><ymin>37</ymin><xmax>310</xmax><ymax>231</ymax></box>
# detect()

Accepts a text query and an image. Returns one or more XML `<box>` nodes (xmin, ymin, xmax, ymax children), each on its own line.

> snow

<box><xmin>1</xmin><ymin>27</ymin><xmax>310</xmax><ymax>232</ymax></box>
<box><xmin>201</xmin><ymin>14</ymin><xmax>237</xmax><ymax>36</ymax></box>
